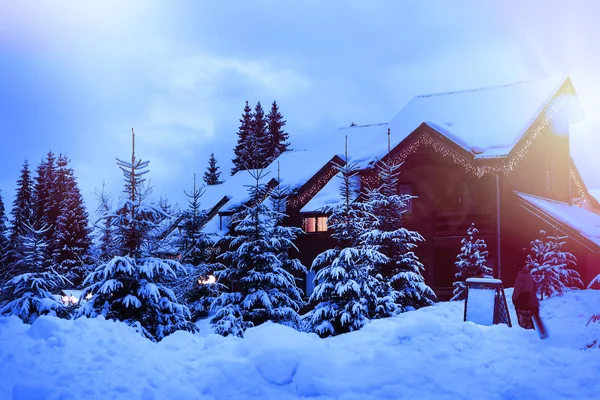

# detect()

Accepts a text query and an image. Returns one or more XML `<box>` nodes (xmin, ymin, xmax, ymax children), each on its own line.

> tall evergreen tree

<box><xmin>52</xmin><ymin>154</ymin><xmax>93</xmax><ymax>287</ymax></box>
<box><xmin>0</xmin><ymin>223</ymin><xmax>68</xmax><ymax>323</ymax></box>
<box><xmin>362</xmin><ymin>135</ymin><xmax>434</xmax><ymax>315</ymax></box>
<box><xmin>252</xmin><ymin>101</ymin><xmax>269</xmax><ymax>169</ymax></box>
<box><xmin>266</xmin><ymin>100</ymin><xmax>290</xmax><ymax>163</ymax></box>
<box><xmin>231</xmin><ymin>101</ymin><xmax>253</xmax><ymax>175</ymax></box>
<box><xmin>94</xmin><ymin>181</ymin><xmax>116</xmax><ymax>262</ymax></box>
<box><xmin>451</xmin><ymin>223</ymin><xmax>491</xmax><ymax>301</ymax></box>
<box><xmin>203</xmin><ymin>153</ymin><xmax>224</xmax><ymax>186</ymax></box>
<box><xmin>175</xmin><ymin>174</ymin><xmax>224</xmax><ymax>320</ymax></box>
<box><xmin>33</xmin><ymin>152</ymin><xmax>59</xmax><ymax>249</ymax></box>
<box><xmin>10</xmin><ymin>160</ymin><xmax>35</xmax><ymax>257</ymax></box>
<box><xmin>526</xmin><ymin>230</ymin><xmax>582</xmax><ymax>300</ymax></box>
<box><xmin>303</xmin><ymin>140</ymin><xmax>380</xmax><ymax>338</ymax></box>
<box><xmin>0</xmin><ymin>190</ymin><xmax>9</xmax><ymax>284</ymax></box>
<box><xmin>211</xmin><ymin>168</ymin><xmax>306</xmax><ymax>337</ymax></box>
<box><xmin>79</xmin><ymin>129</ymin><xmax>197</xmax><ymax>342</ymax></box>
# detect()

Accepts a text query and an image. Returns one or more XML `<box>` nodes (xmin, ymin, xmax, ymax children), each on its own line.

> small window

<box><xmin>303</xmin><ymin>216</ymin><xmax>328</xmax><ymax>233</ymax></box>
<box><xmin>398</xmin><ymin>183</ymin><xmax>413</xmax><ymax>213</ymax></box>
<box><xmin>219</xmin><ymin>215</ymin><xmax>232</xmax><ymax>230</ymax></box>
<box><xmin>305</xmin><ymin>270</ymin><xmax>316</xmax><ymax>296</ymax></box>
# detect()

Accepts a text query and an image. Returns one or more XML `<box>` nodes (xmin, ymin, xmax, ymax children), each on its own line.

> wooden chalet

<box><xmin>202</xmin><ymin>77</ymin><xmax>600</xmax><ymax>300</ymax></box>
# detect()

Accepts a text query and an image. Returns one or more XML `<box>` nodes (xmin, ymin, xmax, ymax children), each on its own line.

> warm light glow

<box><xmin>198</xmin><ymin>275</ymin><xmax>216</xmax><ymax>285</ymax></box>
<box><xmin>61</xmin><ymin>295</ymin><xmax>79</xmax><ymax>305</ymax></box>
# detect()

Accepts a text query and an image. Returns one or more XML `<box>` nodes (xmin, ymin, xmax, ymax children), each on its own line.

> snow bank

<box><xmin>1</xmin><ymin>290</ymin><xmax>600</xmax><ymax>399</ymax></box>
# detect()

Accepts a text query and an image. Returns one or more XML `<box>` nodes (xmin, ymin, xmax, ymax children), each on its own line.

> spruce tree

<box><xmin>0</xmin><ymin>223</ymin><xmax>68</xmax><ymax>323</ymax></box>
<box><xmin>362</xmin><ymin>136</ymin><xmax>434</xmax><ymax>315</ymax></box>
<box><xmin>33</xmin><ymin>152</ymin><xmax>59</xmax><ymax>250</ymax></box>
<box><xmin>78</xmin><ymin>129</ymin><xmax>197</xmax><ymax>342</ymax></box>
<box><xmin>52</xmin><ymin>154</ymin><xmax>93</xmax><ymax>287</ymax></box>
<box><xmin>303</xmin><ymin>140</ymin><xmax>381</xmax><ymax>338</ymax></box>
<box><xmin>526</xmin><ymin>230</ymin><xmax>582</xmax><ymax>300</ymax></box>
<box><xmin>94</xmin><ymin>181</ymin><xmax>116</xmax><ymax>262</ymax></box>
<box><xmin>266</xmin><ymin>100</ymin><xmax>290</xmax><ymax>163</ymax></box>
<box><xmin>10</xmin><ymin>160</ymin><xmax>34</xmax><ymax>248</ymax></box>
<box><xmin>252</xmin><ymin>101</ymin><xmax>269</xmax><ymax>169</ymax></box>
<box><xmin>203</xmin><ymin>153</ymin><xmax>224</xmax><ymax>186</ymax></box>
<box><xmin>0</xmin><ymin>190</ymin><xmax>9</xmax><ymax>284</ymax></box>
<box><xmin>175</xmin><ymin>174</ymin><xmax>224</xmax><ymax>320</ymax></box>
<box><xmin>211</xmin><ymin>168</ymin><xmax>306</xmax><ymax>337</ymax></box>
<box><xmin>451</xmin><ymin>223</ymin><xmax>491</xmax><ymax>301</ymax></box>
<box><xmin>231</xmin><ymin>101</ymin><xmax>253</xmax><ymax>175</ymax></box>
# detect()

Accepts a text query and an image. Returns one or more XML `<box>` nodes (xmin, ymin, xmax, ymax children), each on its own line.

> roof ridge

<box><xmin>415</xmin><ymin>80</ymin><xmax>542</xmax><ymax>99</ymax></box>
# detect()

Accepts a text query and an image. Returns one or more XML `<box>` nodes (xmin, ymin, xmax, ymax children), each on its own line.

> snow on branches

<box><xmin>526</xmin><ymin>230</ymin><xmax>582</xmax><ymax>300</ymax></box>
<box><xmin>452</xmin><ymin>223</ymin><xmax>491</xmax><ymax>301</ymax></box>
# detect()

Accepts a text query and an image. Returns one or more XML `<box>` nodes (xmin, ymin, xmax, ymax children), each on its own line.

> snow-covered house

<box><xmin>203</xmin><ymin>77</ymin><xmax>600</xmax><ymax>299</ymax></box>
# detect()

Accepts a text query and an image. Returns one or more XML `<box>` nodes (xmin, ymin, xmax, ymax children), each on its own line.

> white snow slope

<box><xmin>1</xmin><ymin>289</ymin><xmax>599</xmax><ymax>400</ymax></box>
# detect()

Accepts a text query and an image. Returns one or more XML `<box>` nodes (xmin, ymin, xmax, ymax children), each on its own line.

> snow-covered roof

<box><xmin>516</xmin><ymin>192</ymin><xmax>600</xmax><ymax>247</ymax></box>
<box><xmin>310</xmin><ymin>77</ymin><xmax>577</xmax><ymax>168</ymax></box>
<box><xmin>300</xmin><ymin>172</ymin><xmax>343</xmax><ymax>213</ymax></box>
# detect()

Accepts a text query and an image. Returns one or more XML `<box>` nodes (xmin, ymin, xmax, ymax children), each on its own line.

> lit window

<box><xmin>198</xmin><ymin>275</ymin><xmax>216</xmax><ymax>285</ymax></box>
<box><xmin>398</xmin><ymin>184</ymin><xmax>413</xmax><ymax>213</ymax></box>
<box><xmin>305</xmin><ymin>270</ymin><xmax>316</xmax><ymax>296</ymax></box>
<box><xmin>303</xmin><ymin>216</ymin><xmax>328</xmax><ymax>233</ymax></box>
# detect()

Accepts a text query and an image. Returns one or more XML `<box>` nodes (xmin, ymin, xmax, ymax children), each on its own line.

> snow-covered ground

<box><xmin>1</xmin><ymin>289</ymin><xmax>599</xmax><ymax>400</ymax></box>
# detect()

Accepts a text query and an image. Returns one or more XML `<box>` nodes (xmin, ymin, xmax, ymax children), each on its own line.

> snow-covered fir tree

<box><xmin>451</xmin><ymin>223</ymin><xmax>491</xmax><ymax>301</ymax></box>
<box><xmin>51</xmin><ymin>154</ymin><xmax>93</xmax><ymax>287</ymax></box>
<box><xmin>211</xmin><ymin>168</ymin><xmax>306</xmax><ymax>337</ymax></box>
<box><xmin>9</xmin><ymin>160</ymin><xmax>34</xmax><ymax>251</ymax></box>
<box><xmin>362</xmin><ymin>137</ymin><xmax>434</xmax><ymax>315</ymax></box>
<box><xmin>303</xmin><ymin>141</ymin><xmax>381</xmax><ymax>337</ymax></box>
<box><xmin>93</xmin><ymin>181</ymin><xmax>116</xmax><ymax>262</ymax></box>
<box><xmin>0</xmin><ymin>223</ymin><xmax>68</xmax><ymax>323</ymax></box>
<box><xmin>32</xmin><ymin>152</ymin><xmax>60</xmax><ymax>252</ymax></box>
<box><xmin>0</xmin><ymin>190</ymin><xmax>9</xmax><ymax>284</ymax></box>
<box><xmin>526</xmin><ymin>230</ymin><xmax>582</xmax><ymax>300</ymax></box>
<box><xmin>252</xmin><ymin>101</ymin><xmax>269</xmax><ymax>169</ymax></box>
<box><xmin>175</xmin><ymin>176</ymin><xmax>224</xmax><ymax>320</ymax></box>
<box><xmin>231</xmin><ymin>101</ymin><xmax>254</xmax><ymax>175</ymax></box>
<box><xmin>203</xmin><ymin>153</ymin><xmax>224</xmax><ymax>186</ymax></box>
<box><xmin>265</xmin><ymin>100</ymin><xmax>290</xmax><ymax>164</ymax></box>
<box><xmin>78</xmin><ymin>129</ymin><xmax>197</xmax><ymax>342</ymax></box>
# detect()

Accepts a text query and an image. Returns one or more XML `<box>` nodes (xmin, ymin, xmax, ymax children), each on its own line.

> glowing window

<box><xmin>303</xmin><ymin>216</ymin><xmax>328</xmax><ymax>233</ymax></box>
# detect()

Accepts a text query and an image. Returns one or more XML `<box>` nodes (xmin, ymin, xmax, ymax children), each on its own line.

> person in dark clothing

<box><xmin>512</xmin><ymin>265</ymin><xmax>547</xmax><ymax>337</ymax></box>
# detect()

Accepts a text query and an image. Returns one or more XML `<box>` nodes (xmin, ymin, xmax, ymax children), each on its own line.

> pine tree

<box><xmin>10</xmin><ymin>160</ymin><xmax>34</xmax><ymax>249</ymax></box>
<box><xmin>252</xmin><ymin>101</ymin><xmax>269</xmax><ymax>169</ymax></box>
<box><xmin>451</xmin><ymin>223</ymin><xmax>491</xmax><ymax>301</ymax></box>
<box><xmin>266</xmin><ymin>101</ymin><xmax>290</xmax><ymax>164</ymax></box>
<box><xmin>0</xmin><ymin>223</ymin><xmax>68</xmax><ymax>323</ymax></box>
<box><xmin>33</xmin><ymin>152</ymin><xmax>60</xmax><ymax>250</ymax></box>
<box><xmin>174</xmin><ymin>174</ymin><xmax>224</xmax><ymax>320</ymax></box>
<box><xmin>231</xmin><ymin>101</ymin><xmax>254</xmax><ymax>175</ymax></box>
<box><xmin>51</xmin><ymin>154</ymin><xmax>93</xmax><ymax>287</ymax></box>
<box><xmin>203</xmin><ymin>153</ymin><xmax>224</xmax><ymax>186</ymax></box>
<box><xmin>303</xmin><ymin>140</ymin><xmax>380</xmax><ymax>338</ymax></box>
<box><xmin>211</xmin><ymin>168</ymin><xmax>306</xmax><ymax>337</ymax></box>
<box><xmin>362</xmin><ymin>134</ymin><xmax>434</xmax><ymax>315</ymax></box>
<box><xmin>78</xmin><ymin>129</ymin><xmax>197</xmax><ymax>342</ymax></box>
<box><xmin>0</xmin><ymin>190</ymin><xmax>9</xmax><ymax>284</ymax></box>
<box><xmin>94</xmin><ymin>181</ymin><xmax>116</xmax><ymax>262</ymax></box>
<box><xmin>526</xmin><ymin>230</ymin><xmax>582</xmax><ymax>300</ymax></box>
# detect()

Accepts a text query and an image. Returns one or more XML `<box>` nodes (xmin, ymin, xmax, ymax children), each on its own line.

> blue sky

<box><xmin>1</xmin><ymin>0</ymin><xmax>599</xmax><ymax>214</ymax></box>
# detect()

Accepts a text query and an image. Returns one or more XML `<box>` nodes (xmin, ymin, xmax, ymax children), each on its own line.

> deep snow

<box><xmin>1</xmin><ymin>289</ymin><xmax>599</xmax><ymax>400</ymax></box>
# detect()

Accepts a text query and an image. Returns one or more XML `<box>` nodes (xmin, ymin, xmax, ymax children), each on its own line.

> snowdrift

<box><xmin>1</xmin><ymin>290</ymin><xmax>599</xmax><ymax>400</ymax></box>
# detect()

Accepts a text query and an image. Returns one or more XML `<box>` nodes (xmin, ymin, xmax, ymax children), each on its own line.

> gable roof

<box><xmin>313</xmin><ymin>77</ymin><xmax>581</xmax><ymax>169</ymax></box>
